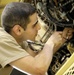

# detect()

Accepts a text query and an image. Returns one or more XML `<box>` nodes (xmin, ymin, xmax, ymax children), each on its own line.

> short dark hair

<box><xmin>1</xmin><ymin>2</ymin><xmax>36</xmax><ymax>33</ymax></box>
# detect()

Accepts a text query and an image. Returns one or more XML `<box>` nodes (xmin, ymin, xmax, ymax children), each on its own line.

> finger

<box><xmin>58</xmin><ymin>31</ymin><xmax>63</xmax><ymax>35</ymax></box>
<box><xmin>67</xmin><ymin>33</ymin><xmax>73</xmax><ymax>36</ymax></box>
<box><xmin>62</xmin><ymin>28</ymin><xmax>73</xmax><ymax>39</ymax></box>
<box><xmin>67</xmin><ymin>35</ymin><xmax>72</xmax><ymax>40</ymax></box>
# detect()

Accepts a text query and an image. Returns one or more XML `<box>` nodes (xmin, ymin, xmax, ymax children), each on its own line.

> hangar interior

<box><xmin>0</xmin><ymin>0</ymin><xmax>74</xmax><ymax>75</ymax></box>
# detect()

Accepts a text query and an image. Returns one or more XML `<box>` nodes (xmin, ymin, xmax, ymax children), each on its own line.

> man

<box><xmin>0</xmin><ymin>2</ymin><xmax>73</xmax><ymax>75</ymax></box>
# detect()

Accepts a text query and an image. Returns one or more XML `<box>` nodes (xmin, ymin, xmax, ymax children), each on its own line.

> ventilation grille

<box><xmin>63</xmin><ymin>63</ymin><xmax>74</xmax><ymax>75</ymax></box>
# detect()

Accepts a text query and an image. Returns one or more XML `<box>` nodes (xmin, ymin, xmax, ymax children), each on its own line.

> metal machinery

<box><xmin>0</xmin><ymin>0</ymin><xmax>74</xmax><ymax>75</ymax></box>
<box><xmin>19</xmin><ymin>0</ymin><xmax>74</xmax><ymax>75</ymax></box>
<box><xmin>30</xmin><ymin>0</ymin><xmax>74</xmax><ymax>75</ymax></box>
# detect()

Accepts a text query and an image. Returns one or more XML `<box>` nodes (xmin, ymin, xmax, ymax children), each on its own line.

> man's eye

<box><xmin>33</xmin><ymin>20</ymin><xmax>38</xmax><ymax>27</ymax></box>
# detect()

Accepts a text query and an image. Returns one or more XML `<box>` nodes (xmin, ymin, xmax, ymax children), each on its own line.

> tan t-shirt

<box><xmin>0</xmin><ymin>27</ymin><xmax>29</xmax><ymax>75</ymax></box>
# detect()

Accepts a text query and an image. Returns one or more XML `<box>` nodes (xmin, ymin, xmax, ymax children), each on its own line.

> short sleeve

<box><xmin>0</xmin><ymin>36</ymin><xmax>29</xmax><ymax>68</ymax></box>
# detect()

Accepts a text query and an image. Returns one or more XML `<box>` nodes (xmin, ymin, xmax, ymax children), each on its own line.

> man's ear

<box><xmin>12</xmin><ymin>25</ymin><xmax>22</xmax><ymax>36</ymax></box>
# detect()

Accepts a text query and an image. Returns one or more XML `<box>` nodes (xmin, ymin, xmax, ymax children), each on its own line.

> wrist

<box><xmin>46</xmin><ymin>41</ymin><xmax>54</xmax><ymax>47</ymax></box>
<box><xmin>45</xmin><ymin>41</ymin><xmax>54</xmax><ymax>52</ymax></box>
<box><xmin>43</xmin><ymin>43</ymin><xmax>54</xmax><ymax>56</ymax></box>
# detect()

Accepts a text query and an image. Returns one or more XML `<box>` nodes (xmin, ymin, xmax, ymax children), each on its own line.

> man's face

<box><xmin>23</xmin><ymin>13</ymin><xmax>41</xmax><ymax>41</ymax></box>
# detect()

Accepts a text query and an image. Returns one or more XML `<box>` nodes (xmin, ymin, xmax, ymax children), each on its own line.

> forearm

<box><xmin>53</xmin><ymin>42</ymin><xmax>63</xmax><ymax>54</ymax></box>
<box><xmin>53</xmin><ymin>39</ymin><xmax>66</xmax><ymax>54</ymax></box>
<box><xmin>26</xmin><ymin>47</ymin><xmax>38</xmax><ymax>57</ymax></box>
<box><xmin>10</xmin><ymin>42</ymin><xmax>54</xmax><ymax>75</ymax></box>
<box><xmin>34</xmin><ymin>41</ymin><xmax>54</xmax><ymax>73</ymax></box>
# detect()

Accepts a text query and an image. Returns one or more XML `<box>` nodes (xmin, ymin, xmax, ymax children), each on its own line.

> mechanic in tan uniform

<box><xmin>0</xmin><ymin>2</ymin><xmax>73</xmax><ymax>75</ymax></box>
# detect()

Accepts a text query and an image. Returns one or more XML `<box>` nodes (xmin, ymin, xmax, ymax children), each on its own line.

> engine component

<box><xmin>31</xmin><ymin>0</ymin><xmax>74</xmax><ymax>75</ymax></box>
<box><xmin>19</xmin><ymin>0</ymin><xmax>74</xmax><ymax>75</ymax></box>
<box><xmin>31</xmin><ymin>0</ymin><xmax>74</xmax><ymax>28</ymax></box>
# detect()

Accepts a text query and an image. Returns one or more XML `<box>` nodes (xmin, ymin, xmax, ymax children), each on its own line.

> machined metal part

<box><xmin>20</xmin><ymin>0</ymin><xmax>74</xmax><ymax>75</ymax></box>
<box><xmin>32</xmin><ymin>0</ymin><xmax>74</xmax><ymax>27</ymax></box>
<box><xmin>31</xmin><ymin>0</ymin><xmax>74</xmax><ymax>74</ymax></box>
